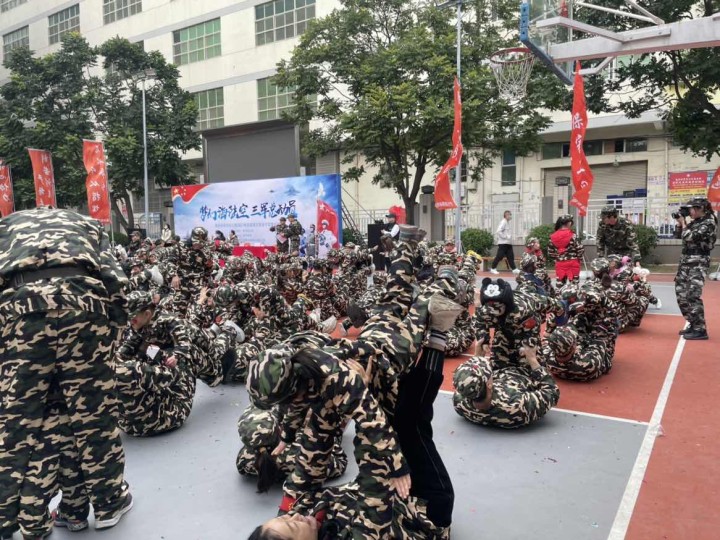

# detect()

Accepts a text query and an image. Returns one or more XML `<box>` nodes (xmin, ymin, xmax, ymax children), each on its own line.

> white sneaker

<box><xmin>95</xmin><ymin>494</ymin><xmax>133</xmax><ymax>530</ymax></box>
<box><xmin>489</xmin><ymin>268</ymin><xmax>499</xmax><ymax>275</ymax></box>
<box><xmin>512</xmin><ymin>268</ymin><xmax>520</xmax><ymax>275</ymax></box>
<box><xmin>653</xmin><ymin>298</ymin><xmax>662</xmax><ymax>309</ymax></box>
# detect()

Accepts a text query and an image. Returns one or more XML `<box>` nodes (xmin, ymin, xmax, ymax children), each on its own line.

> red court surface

<box><xmin>441</xmin><ymin>275</ymin><xmax>720</xmax><ymax>540</ymax></box>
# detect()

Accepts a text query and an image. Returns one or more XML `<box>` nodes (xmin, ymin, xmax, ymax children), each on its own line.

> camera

<box><xmin>671</xmin><ymin>206</ymin><xmax>690</xmax><ymax>220</ymax></box>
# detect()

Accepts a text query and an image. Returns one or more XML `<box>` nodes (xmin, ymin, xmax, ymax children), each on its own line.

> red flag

<box><xmin>317</xmin><ymin>199</ymin><xmax>340</xmax><ymax>248</ymax></box>
<box><xmin>82</xmin><ymin>140</ymin><xmax>112</xmax><ymax>224</ymax></box>
<box><xmin>0</xmin><ymin>164</ymin><xmax>14</xmax><ymax>217</ymax></box>
<box><xmin>388</xmin><ymin>205</ymin><xmax>406</xmax><ymax>224</ymax></box>
<box><xmin>708</xmin><ymin>166</ymin><xmax>720</xmax><ymax>212</ymax></box>
<box><xmin>434</xmin><ymin>77</ymin><xmax>462</xmax><ymax>210</ymax></box>
<box><xmin>28</xmin><ymin>149</ymin><xmax>57</xmax><ymax>208</ymax></box>
<box><xmin>568</xmin><ymin>63</ymin><xmax>594</xmax><ymax>216</ymax></box>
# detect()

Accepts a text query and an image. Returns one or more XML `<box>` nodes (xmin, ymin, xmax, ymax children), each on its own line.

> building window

<box><xmin>194</xmin><ymin>88</ymin><xmax>224</xmax><ymax>131</ymax></box>
<box><xmin>103</xmin><ymin>0</ymin><xmax>142</xmax><ymax>25</ymax></box>
<box><xmin>625</xmin><ymin>138</ymin><xmax>647</xmax><ymax>152</ymax></box>
<box><xmin>542</xmin><ymin>143</ymin><xmax>562</xmax><ymax>160</ymax></box>
<box><xmin>49</xmin><ymin>5</ymin><xmax>80</xmax><ymax>45</ymax></box>
<box><xmin>173</xmin><ymin>19</ymin><xmax>221</xmax><ymax>66</ymax></box>
<box><xmin>1</xmin><ymin>0</ymin><xmax>27</xmax><ymax>13</ymax></box>
<box><xmin>257</xmin><ymin>78</ymin><xmax>297</xmax><ymax>121</ymax></box>
<box><xmin>450</xmin><ymin>155</ymin><xmax>469</xmax><ymax>182</ymax></box>
<box><xmin>583</xmin><ymin>140</ymin><xmax>603</xmax><ymax>156</ymax></box>
<box><xmin>3</xmin><ymin>26</ymin><xmax>29</xmax><ymax>59</ymax></box>
<box><xmin>501</xmin><ymin>150</ymin><xmax>516</xmax><ymax>186</ymax></box>
<box><xmin>255</xmin><ymin>0</ymin><xmax>316</xmax><ymax>46</ymax></box>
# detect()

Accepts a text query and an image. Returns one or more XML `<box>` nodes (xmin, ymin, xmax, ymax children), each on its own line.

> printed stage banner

<box><xmin>172</xmin><ymin>174</ymin><xmax>342</xmax><ymax>250</ymax></box>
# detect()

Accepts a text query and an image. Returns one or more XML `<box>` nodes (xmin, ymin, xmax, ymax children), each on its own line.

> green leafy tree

<box><xmin>0</xmin><ymin>34</ymin><xmax>200</xmax><ymax>230</ymax></box>
<box><xmin>274</xmin><ymin>0</ymin><xmax>552</xmax><ymax>223</ymax></box>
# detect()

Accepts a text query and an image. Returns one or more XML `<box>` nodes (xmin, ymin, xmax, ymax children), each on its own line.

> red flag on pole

<box><xmin>568</xmin><ymin>63</ymin><xmax>594</xmax><ymax>216</ymax></box>
<box><xmin>0</xmin><ymin>164</ymin><xmax>14</xmax><ymax>217</ymax></box>
<box><xmin>82</xmin><ymin>140</ymin><xmax>112</xmax><ymax>223</ymax></box>
<box><xmin>434</xmin><ymin>77</ymin><xmax>462</xmax><ymax>210</ymax></box>
<box><xmin>708</xmin><ymin>166</ymin><xmax>720</xmax><ymax>212</ymax></box>
<box><xmin>28</xmin><ymin>148</ymin><xmax>57</xmax><ymax>208</ymax></box>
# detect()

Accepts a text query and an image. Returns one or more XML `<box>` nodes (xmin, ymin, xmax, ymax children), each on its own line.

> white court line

<box><xmin>608</xmin><ymin>334</ymin><xmax>687</xmax><ymax>540</ymax></box>
<box><xmin>438</xmin><ymin>389</ymin><xmax>648</xmax><ymax>426</ymax></box>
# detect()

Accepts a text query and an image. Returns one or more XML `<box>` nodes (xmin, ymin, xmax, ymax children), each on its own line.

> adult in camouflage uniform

<box><xmin>270</xmin><ymin>216</ymin><xmax>290</xmax><ymax>254</ymax></box>
<box><xmin>548</xmin><ymin>214</ymin><xmax>584</xmax><ymax>284</ymax></box>
<box><xmin>236</xmin><ymin>404</ymin><xmax>347</xmax><ymax>492</ymax></box>
<box><xmin>126</xmin><ymin>230</ymin><xmax>143</xmax><ymax>257</ymax></box>
<box><xmin>169</xmin><ymin>226</ymin><xmax>214</xmax><ymax>316</ymax></box>
<box><xmin>453</xmin><ymin>345</ymin><xmax>559</xmax><ymax>429</ymax></box>
<box><xmin>0</xmin><ymin>208</ymin><xmax>132</xmax><ymax>537</ymax></box>
<box><xmin>596</xmin><ymin>205</ymin><xmax>641</xmax><ymax>262</ymax></box>
<box><xmin>287</xmin><ymin>213</ymin><xmax>305</xmax><ymax>255</ymax></box>
<box><xmin>114</xmin><ymin>291</ymin><xmax>199</xmax><ymax>436</ymax></box>
<box><xmin>674</xmin><ymin>197</ymin><xmax>717</xmax><ymax>340</ymax></box>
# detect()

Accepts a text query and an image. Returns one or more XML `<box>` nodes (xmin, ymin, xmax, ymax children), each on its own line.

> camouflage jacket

<box><xmin>271</xmin><ymin>223</ymin><xmax>290</xmax><ymax>247</ymax></box>
<box><xmin>305</xmin><ymin>271</ymin><xmax>336</xmax><ymax>301</ymax></box>
<box><xmin>0</xmin><ymin>208</ymin><xmax>127</xmax><ymax>326</ymax></box>
<box><xmin>117</xmin><ymin>310</ymin><xmax>194</xmax><ymax>365</ymax></box>
<box><xmin>571</xmin><ymin>281</ymin><xmax>619</xmax><ymax>340</ymax></box>
<box><xmin>680</xmin><ymin>213</ymin><xmax>717</xmax><ymax>265</ymax></box>
<box><xmin>453</xmin><ymin>359</ymin><xmax>559</xmax><ymax>429</ymax></box>
<box><xmin>542</xmin><ymin>336</ymin><xmax>610</xmax><ymax>382</ymax></box>
<box><xmin>170</xmin><ymin>243</ymin><xmax>213</xmax><ymax>284</ymax></box>
<box><xmin>287</xmin><ymin>221</ymin><xmax>305</xmax><ymax>247</ymax></box>
<box><xmin>596</xmin><ymin>217</ymin><xmax>640</xmax><ymax>261</ymax></box>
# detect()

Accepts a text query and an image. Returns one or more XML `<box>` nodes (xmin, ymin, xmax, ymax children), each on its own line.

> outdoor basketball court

<box><xmin>42</xmin><ymin>273</ymin><xmax>719</xmax><ymax>540</ymax></box>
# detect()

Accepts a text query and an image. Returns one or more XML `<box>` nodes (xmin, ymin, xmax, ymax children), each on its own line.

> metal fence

<box><xmin>347</xmin><ymin>197</ymin><xmax>681</xmax><ymax>245</ymax></box>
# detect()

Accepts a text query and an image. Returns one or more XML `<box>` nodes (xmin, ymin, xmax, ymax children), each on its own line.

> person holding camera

<box><xmin>674</xmin><ymin>197</ymin><xmax>717</xmax><ymax>340</ymax></box>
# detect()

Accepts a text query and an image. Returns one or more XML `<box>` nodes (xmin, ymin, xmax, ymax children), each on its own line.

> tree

<box><xmin>587</xmin><ymin>0</ymin><xmax>720</xmax><ymax>159</ymax></box>
<box><xmin>0</xmin><ymin>34</ymin><xmax>200</xmax><ymax>230</ymax></box>
<box><xmin>274</xmin><ymin>0</ymin><xmax>552</xmax><ymax>223</ymax></box>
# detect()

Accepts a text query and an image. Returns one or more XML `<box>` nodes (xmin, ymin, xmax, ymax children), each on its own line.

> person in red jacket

<box><xmin>548</xmin><ymin>214</ymin><xmax>585</xmax><ymax>285</ymax></box>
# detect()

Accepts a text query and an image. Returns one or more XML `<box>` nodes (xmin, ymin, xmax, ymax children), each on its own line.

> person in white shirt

<box><xmin>490</xmin><ymin>210</ymin><xmax>519</xmax><ymax>275</ymax></box>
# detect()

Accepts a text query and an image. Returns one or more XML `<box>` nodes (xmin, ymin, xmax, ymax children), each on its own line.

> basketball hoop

<box><xmin>488</xmin><ymin>47</ymin><xmax>536</xmax><ymax>102</ymax></box>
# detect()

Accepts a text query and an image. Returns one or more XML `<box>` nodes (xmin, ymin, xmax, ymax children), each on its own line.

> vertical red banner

<box><xmin>0</xmin><ymin>164</ymin><xmax>14</xmax><ymax>217</ymax></box>
<box><xmin>82</xmin><ymin>140</ymin><xmax>111</xmax><ymax>224</ymax></box>
<box><xmin>28</xmin><ymin>149</ymin><xmax>57</xmax><ymax>208</ymax></box>
<box><xmin>568</xmin><ymin>63</ymin><xmax>594</xmax><ymax>216</ymax></box>
<box><xmin>708</xmin><ymin>166</ymin><xmax>720</xmax><ymax>212</ymax></box>
<box><xmin>434</xmin><ymin>77</ymin><xmax>462</xmax><ymax>210</ymax></box>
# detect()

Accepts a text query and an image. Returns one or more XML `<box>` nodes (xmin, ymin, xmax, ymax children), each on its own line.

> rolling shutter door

<box><xmin>543</xmin><ymin>161</ymin><xmax>647</xmax><ymax>201</ymax></box>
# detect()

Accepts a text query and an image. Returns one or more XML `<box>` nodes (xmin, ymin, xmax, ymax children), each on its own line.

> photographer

<box><xmin>674</xmin><ymin>197</ymin><xmax>717</xmax><ymax>340</ymax></box>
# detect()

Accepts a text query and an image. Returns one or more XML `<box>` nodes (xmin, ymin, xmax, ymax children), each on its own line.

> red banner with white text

<box><xmin>28</xmin><ymin>149</ymin><xmax>57</xmax><ymax>208</ymax></box>
<box><xmin>568</xmin><ymin>63</ymin><xmax>594</xmax><ymax>216</ymax></box>
<box><xmin>0</xmin><ymin>164</ymin><xmax>14</xmax><ymax>217</ymax></box>
<box><xmin>82</xmin><ymin>140</ymin><xmax>111</xmax><ymax>224</ymax></box>
<box><xmin>708</xmin><ymin>166</ymin><xmax>720</xmax><ymax>212</ymax></box>
<box><xmin>434</xmin><ymin>77</ymin><xmax>462</xmax><ymax>210</ymax></box>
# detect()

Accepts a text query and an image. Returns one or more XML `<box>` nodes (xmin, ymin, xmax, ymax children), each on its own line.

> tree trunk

<box><xmin>110</xmin><ymin>191</ymin><xmax>135</xmax><ymax>233</ymax></box>
<box><xmin>403</xmin><ymin>197</ymin><xmax>417</xmax><ymax>225</ymax></box>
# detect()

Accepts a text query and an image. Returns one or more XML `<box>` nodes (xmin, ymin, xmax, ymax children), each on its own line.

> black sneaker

<box><xmin>678</xmin><ymin>328</ymin><xmax>690</xmax><ymax>335</ymax></box>
<box><xmin>683</xmin><ymin>330</ymin><xmax>709</xmax><ymax>340</ymax></box>
<box><xmin>95</xmin><ymin>493</ymin><xmax>134</xmax><ymax>530</ymax></box>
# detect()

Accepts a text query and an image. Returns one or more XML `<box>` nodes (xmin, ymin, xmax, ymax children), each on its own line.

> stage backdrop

<box><xmin>171</xmin><ymin>174</ymin><xmax>342</xmax><ymax>249</ymax></box>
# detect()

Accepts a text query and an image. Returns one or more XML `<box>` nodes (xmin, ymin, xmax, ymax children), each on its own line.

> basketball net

<box><xmin>488</xmin><ymin>47</ymin><xmax>536</xmax><ymax>102</ymax></box>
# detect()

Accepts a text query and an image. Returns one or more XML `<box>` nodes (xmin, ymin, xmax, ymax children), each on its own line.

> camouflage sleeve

<box><xmin>138</xmin><ymin>362</ymin><xmax>180</xmax><ymax>391</ymax></box>
<box><xmin>279</xmin><ymin>402</ymin><xmax>308</xmax><ymax>443</ymax></box>
<box><xmin>116</xmin><ymin>326</ymin><xmax>144</xmax><ymax>361</ymax></box>
<box><xmin>98</xmin><ymin>227</ymin><xmax>129</xmax><ymax>326</ymax></box>
<box><xmin>596</xmin><ymin>223</ymin><xmax>605</xmax><ymax>255</ymax></box>
<box><xmin>626</xmin><ymin>222</ymin><xmax>641</xmax><ymax>261</ymax></box>
<box><xmin>331</xmin><ymin>365</ymin><xmax>408</xmax><ymax>479</ymax></box>
<box><xmin>158</xmin><ymin>316</ymin><xmax>194</xmax><ymax>363</ymax></box>
<box><xmin>473</xmin><ymin>307</ymin><xmax>494</xmax><ymax>343</ymax></box>
<box><xmin>547</xmin><ymin>239</ymin><xmax>558</xmax><ymax>261</ymax></box>
<box><xmin>517</xmin><ymin>367</ymin><xmax>560</xmax><ymax>422</ymax></box>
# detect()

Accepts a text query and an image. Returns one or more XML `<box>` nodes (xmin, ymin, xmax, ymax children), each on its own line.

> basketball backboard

<box><xmin>519</xmin><ymin>0</ymin><xmax>720</xmax><ymax>85</ymax></box>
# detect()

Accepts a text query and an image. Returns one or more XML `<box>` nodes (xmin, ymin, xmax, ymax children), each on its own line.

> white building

<box><xmin>2</xmin><ymin>0</ymin><xmax>718</xmax><ymax>239</ymax></box>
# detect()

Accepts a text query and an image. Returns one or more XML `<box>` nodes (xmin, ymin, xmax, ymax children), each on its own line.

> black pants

<box><xmin>491</xmin><ymin>243</ymin><xmax>516</xmax><ymax>270</ymax></box>
<box><xmin>392</xmin><ymin>347</ymin><xmax>454</xmax><ymax>528</ymax></box>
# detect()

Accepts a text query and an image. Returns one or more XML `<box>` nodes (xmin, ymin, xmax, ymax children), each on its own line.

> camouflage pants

<box><xmin>675</xmin><ymin>260</ymin><xmax>709</xmax><ymax>332</ymax></box>
<box><xmin>17</xmin><ymin>401</ymin><xmax>90</xmax><ymax>538</ymax></box>
<box><xmin>0</xmin><ymin>310</ymin><xmax>128</xmax><ymax>535</ymax></box>
<box><xmin>445</xmin><ymin>312</ymin><xmax>475</xmax><ymax>358</ymax></box>
<box><xmin>546</xmin><ymin>339</ymin><xmax>612</xmax><ymax>381</ymax></box>
<box><xmin>224</xmin><ymin>340</ymin><xmax>263</xmax><ymax>384</ymax></box>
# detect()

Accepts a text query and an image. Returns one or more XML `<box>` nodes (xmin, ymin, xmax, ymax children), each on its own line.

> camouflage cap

<box><xmin>606</xmin><ymin>254</ymin><xmax>622</xmax><ymax>266</ymax></box>
<box><xmin>127</xmin><ymin>257</ymin><xmax>143</xmax><ymax>268</ymax></box>
<box><xmin>686</xmin><ymin>196</ymin><xmax>709</xmax><ymax>208</ymax></box>
<box><xmin>126</xmin><ymin>290</ymin><xmax>155</xmax><ymax>317</ymax></box>
<box><xmin>520</xmin><ymin>252</ymin><xmax>537</xmax><ymax>272</ymax></box>
<box><xmin>344</xmin><ymin>242</ymin><xmax>356</xmax><ymax>249</ymax></box>
<box><xmin>445</xmin><ymin>238</ymin><xmax>456</xmax><ymax>245</ymax></box>
<box><xmin>247</xmin><ymin>348</ymin><xmax>298</xmax><ymax>409</ymax></box>
<box><xmin>453</xmin><ymin>357</ymin><xmax>492</xmax><ymax>401</ymax></box>
<box><xmin>258</xmin><ymin>287</ymin><xmax>284</xmax><ymax>312</ymax></box>
<box><xmin>191</xmin><ymin>226</ymin><xmax>208</xmax><ymax>242</ymax></box>
<box><xmin>590</xmin><ymin>257</ymin><xmax>610</xmax><ymax>274</ymax></box>
<box><xmin>237</xmin><ymin>406</ymin><xmax>279</xmax><ymax>450</ymax></box>
<box><xmin>600</xmin><ymin>205</ymin><xmax>618</xmax><ymax>217</ymax></box>
<box><xmin>214</xmin><ymin>285</ymin><xmax>236</xmax><ymax>307</ymax></box>
<box><xmin>525</xmin><ymin>236</ymin><xmax>539</xmax><ymax>248</ymax></box>
<box><xmin>547</xmin><ymin>326</ymin><xmax>579</xmax><ymax>358</ymax></box>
